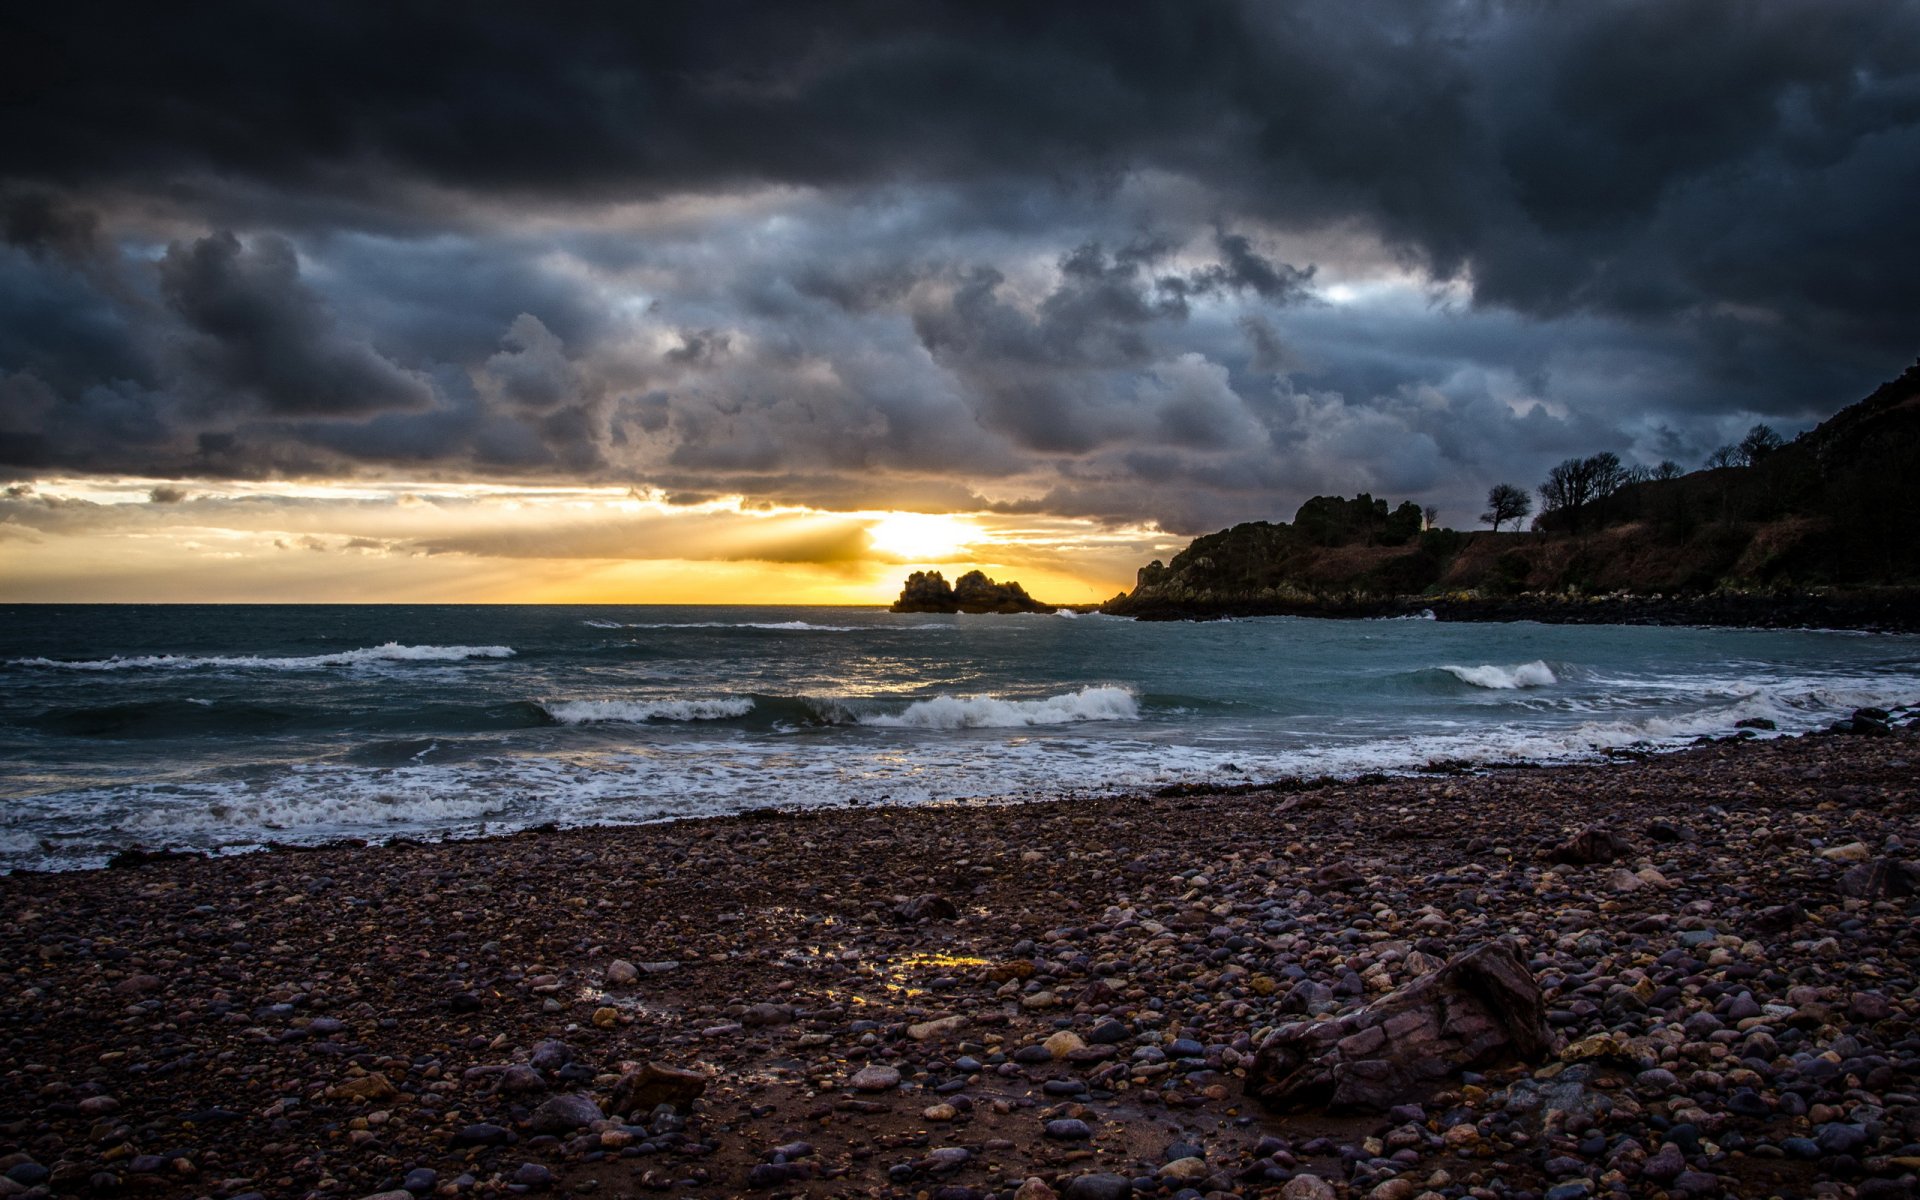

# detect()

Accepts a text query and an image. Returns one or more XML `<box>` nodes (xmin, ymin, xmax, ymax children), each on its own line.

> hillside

<box><xmin>1103</xmin><ymin>358</ymin><xmax>1920</xmax><ymax>627</ymax></box>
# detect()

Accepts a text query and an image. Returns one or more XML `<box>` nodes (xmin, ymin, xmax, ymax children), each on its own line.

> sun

<box><xmin>865</xmin><ymin>512</ymin><xmax>980</xmax><ymax>561</ymax></box>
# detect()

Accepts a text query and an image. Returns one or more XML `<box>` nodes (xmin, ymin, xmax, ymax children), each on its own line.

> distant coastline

<box><xmin>1105</xmin><ymin>586</ymin><xmax>1920</xmax><ymax>632</ymax></box>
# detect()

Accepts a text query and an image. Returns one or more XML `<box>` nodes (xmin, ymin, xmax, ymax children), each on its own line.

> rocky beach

<box><xmin>2</xmin><ymin>727</ymin><xmax>1917</xmax><ymax>1200</ymax></box>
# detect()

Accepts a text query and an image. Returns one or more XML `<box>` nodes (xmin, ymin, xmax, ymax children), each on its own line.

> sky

<box><xmin>3</xmin><ymin>1</ymin><xmax>1918</xmax><ymax>603</ymax></box>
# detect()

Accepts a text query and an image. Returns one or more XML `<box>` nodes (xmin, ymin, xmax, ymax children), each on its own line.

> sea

<box><xmin>2</xmin><ymin>604</ymin><xmax>1917</xmax><ymax>870</ymax></box>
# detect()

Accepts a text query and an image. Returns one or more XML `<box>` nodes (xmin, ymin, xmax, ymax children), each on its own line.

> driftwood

<box><xmin>1245</xmin><ymin>940</ymin><xmax>1555</xmax><ymax>1113</ymax></box>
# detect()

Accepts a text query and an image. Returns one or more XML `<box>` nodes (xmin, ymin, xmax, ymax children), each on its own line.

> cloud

<box><xmin>157</xmin><ymin>231</ymin><xmax>434</xmax><ymax>417</ymax></box>
<box><xmin>0</xmin><ymin>0</ymin><xmax>1914</xmax><ymax>542</ymax></box>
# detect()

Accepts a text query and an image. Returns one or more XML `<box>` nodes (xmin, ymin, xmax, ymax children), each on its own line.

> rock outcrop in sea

<box><xmin>890</xmin><ymin>569</ymin><xmax>1056</xmax><ymax>613</ymax></box>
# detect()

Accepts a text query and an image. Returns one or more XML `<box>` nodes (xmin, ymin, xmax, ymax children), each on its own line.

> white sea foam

<box><xmin>541</xmin><ymin>697</ymin><xmax>756</xmax><ymax>724</ymax></box>
<box><xmin>1443</xmin><ymin>660</ymin><xmax>1557</xmax><ymax>689</ymax></box>
<box><xmin>859</xmin><ymin>685</ymin><xmax>1140</xmax><ymax>729</ymax></box>
<box><xmin>605</xmin><ymin>621</ymin><xmax>862</xmax><ymax>632</ymax></box>
<box><xmin>9</xmin><ymin>643</ymin><xmax>515</xmax><ymax>671</ymax></box>
<box><xmin>582</xmin><ymin>618</ymin><xmax>624</xmax><ymax>629</ymax></box>
<box><xmin>14</xmin><ymin>670</ymin><xmax>1916</xmax><ymax>871</ymax></box>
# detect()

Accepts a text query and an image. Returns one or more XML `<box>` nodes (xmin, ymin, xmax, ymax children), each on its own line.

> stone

<box><xmin>1045</xmin><ymin>1118</ymin><xmax>1093</xmax><ymax>1140</ymax></box>
<box><xmin>511</xmin><ymin>1162</ymin><xmax>555</xmax><ymax>1189</ymax></box>
<box><xmin>849</xmin><ymin>1065</ymin><xmax>901</xmax><ymax>1091</ymax></box>
<box><xmin>529</xmin><ymin>1092</ymin><xmax>602</xmax><ymax>1133</ymax></box>
<box><xmin>451</xmin><ymin>1123</ymin><xmax>511</xmax><ymax>1147</ymax></box>
<box><xmin>609</xmin><ymin>1063</ymin><xmax>707</xmax><ymax>1115</ymax></box>
<box><xmin>326</xmin><ymin>1073</ymin><xmax>397</xmax><ymax>1102</ymax></box>
<box><xmin>496</xmin><ymin>1064</ymin><xmax>546</xmax><ymax>1094</ymax></box>
<box><xmin>1088</xmin><ymin>1018</ymin><xmax>1131</xmax><ymax>1044</ymax></box>
<box><xmin>1246</xmin><ymin>940</ymin><xmax>1555</xmax><ymax>1113</ymax></box>
<box><xmin>1282</xmin><ymin>1175</ymin><xmax>1338</xmax><ymax>1200</ymax></box>
<box><xmin>1159</xmin><ymin>1157</ymin><xmax>1209</xmax><ymax>1184</ymax></box>
<box><xmin>1839</xmin><ymin>858</ymin><xmax>1920</xmax><ymax>900</ymax></box>
<box><xmin>529</xmin><ymin>1039</ymin><xmax>573</xmax><ymax>1072</ymax></box>
<box><xmin>742</xmin><ymin>1002</ymin><xmax>794</xmax><ymax>1026</ymax></box>
<box><xmin>1044</xmin><ymin>1030</ymin><xmax>1086</xmax><ymax>1058</ymax></box>
<box><xmin>908</xmin><ymin>1015</ymin><xmax>967</xmax><ymax>1041</ymax></box>
<box><xmin>896</xmin><ymin>894</ymin><xmax>959</xmax><ymax>921</ymax></box>
<box><xmin>1549</xmin><ymin>826</ymin><xmax>1633</xmax><ymax>865</ymax></box>
<box><xmin>1062</xmin><ymin>1174</ymin><xmax>1131</xmax><ymax>1200</ymax></box>
<box><xmin>1819</xmin><ymin>842</ymin><xmax>1872</xmax><ymax>862</ymax></box>
<box><xmin>1014</xmin><ymin>1180</ymin><xmax>1059</xmax><ymax>1200</ymax></box>
<box><xmin>923</xmin><ymin>1102</ymin><xmax>959</xmax><ymax>1121</ymax></box>
<box><xmin>605</xmin><ymin>959</ymin><xmax>639</xmax><ymax>986</ymax></box>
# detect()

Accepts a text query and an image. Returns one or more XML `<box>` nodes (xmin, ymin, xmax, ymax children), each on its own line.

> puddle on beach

<box><xmin>858</xmin><ymin>951</ymin><xmax>991</xmax><ymax>999</ymax></box>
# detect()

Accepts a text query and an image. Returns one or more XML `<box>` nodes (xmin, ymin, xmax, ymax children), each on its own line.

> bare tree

<box><xmin>1737</xmin><ymin>423</ymin><xmax>1784</xmax><ymax>465</ymax></box>
<box><xmin>1481</xmin><ymin>483</ymin><xmax>1532</xmax><ymax>532</ymax></box>
<box><xmin>1705</xmin><ymin>444</ymin><xmax>1740</xmax><ymax>469</ymax></box>
<box><xmin>1422</xmin><ymin>504</ymin><xmax>1440</xmax><ymax>531</ymax></box>
<box><xmin>1537</xmin><ymin>452</ymin><xmax>1628</xmax><ymax>532</ymax></box>
<box><xmin>1652</xmin><ymin>460</ymin><xmax>1684</xmax><ymax>480</ymax></box>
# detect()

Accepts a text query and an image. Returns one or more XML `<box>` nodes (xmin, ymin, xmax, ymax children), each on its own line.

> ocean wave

<box><xmin>9</xmin><ymin>643</ymin><xmax>515</xmax><ymax>672</ymax></box>
<box><xmin>540</xmin><ymin>697</ymin><xmax>756</xmax><ymax>724</ymax></box>
<box><xmin>856</xmin><ymin>685</ymin><xmax>1140</xmax><ymax>729</ymax></box>
<box><xmin>592</xmin><ymin>620</ymin><xmax>863</xmax><ymax>632</ymax></box>
<box><xmin>1443</xmin><ymin>660</ymin><xmax>1557</xmax><ymax>689</ymax></box>
<box><xmin>582</xmin><ymin>618</ymin><xmax>624</xmax><ymax>629</ymax></box>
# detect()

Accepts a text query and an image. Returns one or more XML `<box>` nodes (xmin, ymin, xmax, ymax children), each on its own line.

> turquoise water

<box><xmin>2</xmin><ymin>604</ymin><xmax>1916</xmax><ymax>868</ymax></box>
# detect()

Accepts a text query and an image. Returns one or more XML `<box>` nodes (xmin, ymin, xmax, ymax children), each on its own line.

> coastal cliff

<box><xmin>1104</xmin><ymin>358</ymin><xmax>1920</xmax><ymax>628</ymax></box>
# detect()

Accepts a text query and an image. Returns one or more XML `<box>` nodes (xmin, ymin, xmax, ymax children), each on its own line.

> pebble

<box><xmin>1062</xmin><ymin>1174</ymin><xmax>1132</xmax><ymax>1200</ymax></box>
<box><xmin>848</xmin><ymin>1065</ymin><xmax>901</xmax><ymax>1091</ymax></box>
<box><xmin>1</xmin><ymin>730</ymin><xmax>1915</xmax><ymax>1200</ymax></box>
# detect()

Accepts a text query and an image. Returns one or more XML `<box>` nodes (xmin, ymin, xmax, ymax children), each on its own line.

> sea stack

<box><xmin>889</xmin><ymin>569</ymin><xmax>1056</xmax><ymax>614</ymax></box>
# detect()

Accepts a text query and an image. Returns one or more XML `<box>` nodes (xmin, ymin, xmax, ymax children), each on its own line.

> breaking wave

<box><xmin>856</xmin><ymin>685</ymin><xmax>1139</xmax><ymax>729</ymax></box>
<box><xmin>9</xmin><ymin>643</ymin><xmax>516</xmax><ymax>672</ymax></box>
<box><xmin>1443</xmin><ymin>660</ymin><xmax>1557</xmax><ymax>689</ymax></box>
<box><xmin>540</xmin><ymin>697</ymin><xmax>756</xmax><ymax>724</ymax></box>
<box><xmin>588</xmin><ymin>620</ymin><xmax>862</xmax><ymax>632</ymax></box>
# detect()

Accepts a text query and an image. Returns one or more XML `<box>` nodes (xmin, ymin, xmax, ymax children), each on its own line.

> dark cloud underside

<box><xmin>1</xmin><ymin>0</ymin><xmax>1916</xmax><ymax>531</ymax></box>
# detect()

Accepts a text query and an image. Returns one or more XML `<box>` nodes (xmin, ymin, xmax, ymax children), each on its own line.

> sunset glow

<box><xmin>0</xmin><ymin>478</ymin><xmax>1159</xmax><ymax>603</ymax></box>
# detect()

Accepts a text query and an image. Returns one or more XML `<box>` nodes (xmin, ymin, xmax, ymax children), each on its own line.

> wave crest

<box><xmin>10</xmin><ymin>643</ymin><xmax>515</xmax><ymax>671</ymax></box>
<box><xmin>541</xmin><ymin>697</ymin><xmax>756</xmax><ymax>724</ymax></box>
<box><xmin>1443</xmin><ymin>660</ymin><xmax>1557</xmax><ymax>689</ymax></box>
<box><xmin>858</xmin><ymin>685</ymin><xmax>1139</xmax><ymax>729</ymax></box>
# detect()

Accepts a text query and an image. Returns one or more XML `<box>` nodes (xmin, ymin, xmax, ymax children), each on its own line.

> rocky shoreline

<box><xmin>1109</xmin><ymin>590</ymin><xmax>1920</xmax><ymax>633</ymax></box>
<box><xmin>3</xmin><ymin>732</ymin><xmax>1918</xmax><ymax>1200</ymax></box>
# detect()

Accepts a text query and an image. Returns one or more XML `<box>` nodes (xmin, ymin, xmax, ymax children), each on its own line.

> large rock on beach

<box><xmin>609</xmin><ymin>1063</ymin><xmax>706</xmax><ymax>1115</ymax></box>
<box><xmin>1839</xmin><ymin>857</ymin><xmax>1920</xmax><ymax>899</ymax></box>
<box><xmin>1549</xmin><ymin>825</ymin><xmax>1634</xmax><ymax>865</ymax></box>
<box><xmin>1246</xmin><ymin>939</ymin><xmax>1555</xmax><ymax>1112</ymax></box>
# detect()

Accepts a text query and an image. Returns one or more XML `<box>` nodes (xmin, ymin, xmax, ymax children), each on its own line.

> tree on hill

<box><xmin>1481</xmin><ymin>482</ymin><xmax>1532</xmax><ymax>532</ymax></box>
<box><xmin>1538</xmin><ymin>452</ymin><xmax>1628</xmax><ymax>532</ymax></box>
<box><xmin>1738</xmin><ymin>423</ymin><xmax>1785</xmax><ymax>465</ymax></box>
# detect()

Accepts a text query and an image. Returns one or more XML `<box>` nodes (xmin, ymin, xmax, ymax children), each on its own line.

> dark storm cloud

<box><xmin>157</xmin><ymin>232</ymin><xmax>434</xmax><ymax>417</ymax></box>
<box><xmin>1</xmin><ymin>0</ymin><xmax>1916</xmax><ymax>532</ymax></box>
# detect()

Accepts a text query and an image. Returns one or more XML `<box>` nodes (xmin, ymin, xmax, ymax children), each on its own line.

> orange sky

<box><xmin>0</xmin><ymin>478</ymin><xmax>1175</xmax><ymax>603</ymax></box>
